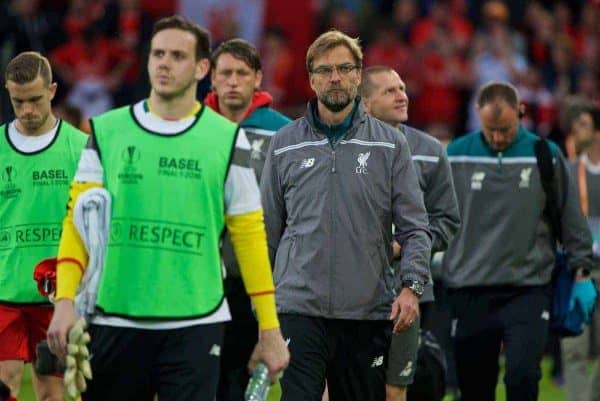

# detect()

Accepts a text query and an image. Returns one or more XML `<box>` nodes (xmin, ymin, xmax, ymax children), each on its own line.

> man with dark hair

<box><xmin>47</xmin><ymin>15</ymin><xmax>289</xmax><ymax>401</ymax></box>
<box><xmin>444</xmin><ymin>81</ymin><xmax>596</xmax><ymax>401</ymax></box>
<box><xmin>261</xmin><ymin>30</ymin><xmax>432</xmax><ymax>401</ymax></box>
<box><xmin>1</xmin><ymin>51</ymin><xmax>88</xmax><ymax>401</ymax></box>
<box><xmin>204</xmin><ymin>37</ymin><xmax>291</xmax><ymax>401</ymax></box>
<box><xmin>360</xmin><ymin>65</ymin><xmax>460</xmax><ymax>401</ymax></box>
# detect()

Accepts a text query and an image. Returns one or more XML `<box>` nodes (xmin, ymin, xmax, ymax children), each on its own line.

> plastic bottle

<box><xmin>245</xmin><ymin>363</ymin><xmax>270</xmax><ymax>401</ymax></box>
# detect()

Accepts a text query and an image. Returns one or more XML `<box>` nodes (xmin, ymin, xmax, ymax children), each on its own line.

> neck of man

<box><xmin>16</xmin><ymin>114</ymin><xmax>56</xmax><ymax>137</ymax></box>
<box><xmin>220</xmin><ymin>100</ymin><xmax>251</xmax><ymax>123</ymax></box>
<box><xmin>586</xmin><ymin>137</ymin><xmax>600</xmax><ymax>164</ymax></box>
<box><xmin>317</xmin><ymin>99</ymin><xmax>355</xmax><ymax>126</ymax></box>
<box><xmin>148</xmin><ymin>87</ymin><xmax>198</xmax><ymax>121</ymax></box>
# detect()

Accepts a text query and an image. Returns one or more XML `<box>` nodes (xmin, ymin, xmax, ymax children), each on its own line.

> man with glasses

<box><xmin>260</xmin><ymin>30</ymin><xmax>432</xmax><ymax>401</ymax></box>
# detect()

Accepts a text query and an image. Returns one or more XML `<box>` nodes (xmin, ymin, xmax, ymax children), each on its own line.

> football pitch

<box><xmin>18</xmin><ymin>357</ymin><xmax>566</xmax><ymax>401</ymax></box>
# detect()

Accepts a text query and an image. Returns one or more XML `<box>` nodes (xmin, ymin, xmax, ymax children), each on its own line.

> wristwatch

<box><xmin>402</xmin><ymin>280</ymin><xmax>424</xmax><ymax>298</ymax></box>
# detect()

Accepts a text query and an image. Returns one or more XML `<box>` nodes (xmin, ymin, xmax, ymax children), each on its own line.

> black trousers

<box><xmin>82</xmin><ymin>322</ymin><xmax>224</xmax><ymax>401</ymax></box>
<box><xmin>279</xmin><ymin>314</ymin><xmax>391</xmax><ymax>401</ymax></box>
<box><xmin>449</xmin><ymin>286</ymin><xmax>550</xmax><ymax>401</ymax></box>
<box><xmin>217</xmin><ymin>277</ymin><xmax>258</xmax><ymax>401</ymax></box>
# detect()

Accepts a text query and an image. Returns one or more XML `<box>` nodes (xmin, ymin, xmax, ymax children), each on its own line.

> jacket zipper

<box><xmin>498</xmin><ymin>151</ymin><xmax>503</xmax><ymax>173</ymax></box>
<box><xmin>329</xmin><ymin>149</ymin><xmax>336</xmax><ymax>314</ymax></box>
<box><xmin>331</xmin><ymin>150</ymin><xmax>336</xmax><ymax>173</ymax></box>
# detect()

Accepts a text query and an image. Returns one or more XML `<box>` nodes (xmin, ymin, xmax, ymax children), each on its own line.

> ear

<box><xmin>362</xmin><ymin>97</ymin><xmax>371</xmax><ymax>114</ymax></box>
<box><xmin>518</xmin><ymin>103</ymin><xmax>526</xmax><ymax>119</ymax></box>
<box><xmin>309</xmin><ymin>73</ymin><xmax>316</xmax><ymax>93</ymax></box>
<box><xmin>49</xmin><ymin>82</ymin><xmax>58</xmax><ymax>101</ymax></box>
<box><xmin>255</xmin><ymin>70</ymin><xmax>263</xmax><ymax>90</ymax></box>
<box><xmin>195</xmin><ymin>58</ymin><xmax>210</xmax><ymax>81</ymax></box>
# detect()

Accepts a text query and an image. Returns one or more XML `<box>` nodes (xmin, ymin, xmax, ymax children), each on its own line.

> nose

<box><xmin>329</xmin><ymin>68</ymin><xmax>342</xmax><ymax>82</ymax></box>
<box><xmin>21</xmin><ymin>102</ymin><xmax>34</xmax><ymax>115</ymax></box>
<box><xmin>491</xmin><ymin>131</ymin><xmax>505</xmax><ymax>144</ymax></box>
<box><xmin>157</xmin><ymin>55</ymin><xmax>171</xmax><ymax>70</ymax></box>
<box><xmin>227</xmin><ymin>72</ymin><xmax>239</xmax><ymax>86</ymax></box>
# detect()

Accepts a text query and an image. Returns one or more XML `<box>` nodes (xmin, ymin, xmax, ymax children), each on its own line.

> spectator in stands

<box><xmin>555</xmin><ymin>96</ymin><xmax>596</xmax><ymax>160</ymax></box>
<box><xmin>0</xmin><ymin>0</ymin><xmax>65</xmax><ymax>56</ymax></box>
<box><xmin>364</xmin><ymin>22</ymin><xmax>415</xmax><ymax>95</ymax></box>
<box><xmin>50</xmin><ymin>23</ymin><xmax>134</xmax><ymax>117</ymax></box>
<box><xmin>391</xmin><ymin>0</ymin><xmax>419</xmax><ymax>42</ymax></box>
<box><xmin>516</xmin><ymin>66</ymin><xmax>555</xmax><ymax>137</ymax></box>
<box><xmin>260</xmin><ymin>27</ymin><xmax>295</xmax><ymax>108</ymax></box>
<box><xmin>467</xmin><ymin>0</ymin><xmax>528</xmax><ymax>131</ymax></box>
<box><xmin>543</xmin><ymin>37</ymin><xmax>581</xmax><ymax>102</ymax></box>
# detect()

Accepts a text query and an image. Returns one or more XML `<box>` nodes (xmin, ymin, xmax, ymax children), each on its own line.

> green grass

<box><xmin>18</xmin><ymin>357</ymin><xmax>566</xmax><ymax>400</ymax></box>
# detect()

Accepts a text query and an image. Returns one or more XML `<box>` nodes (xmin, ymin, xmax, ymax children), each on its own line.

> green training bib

<box><xmin>0</xmin><ymin>121</ymin><xmax>87</xmax><ymax>303</ymax></box>
<box><xmin>93</xmin><ymin>105</ymin><xmax>238</xmax><ymax>319</ymax></box>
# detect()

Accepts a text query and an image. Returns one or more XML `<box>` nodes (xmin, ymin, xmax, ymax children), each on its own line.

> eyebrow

<box><xmin>152</xmin><ymin>48</ymin><xmax>189</xmax><ymax>55</ymax></box>
<box><xmin>12</xmin><ymin>95</ymin><xmax>43</xmax><ymax>102</ymax></box>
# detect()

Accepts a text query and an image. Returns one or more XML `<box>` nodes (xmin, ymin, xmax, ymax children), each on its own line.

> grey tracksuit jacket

<box><xmin>260</xmin><ymin>99</ymin><xmax>432</xmax><ymax>320</ymax></box>
<box><xmin>443</xmin><ymin>127</ymin><xmax>594</xmax><ymax>289</ymax></box>
<box><xmin>398</xmin><ymin>124</ymin><xmax>461</xmax><ymax>302</ymax></box>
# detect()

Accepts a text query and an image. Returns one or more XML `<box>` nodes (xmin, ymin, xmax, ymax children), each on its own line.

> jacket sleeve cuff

<box><xmin>399</xmin><ymin>272</ymin><xmax>426</xmax><ymax>286</ymax></box>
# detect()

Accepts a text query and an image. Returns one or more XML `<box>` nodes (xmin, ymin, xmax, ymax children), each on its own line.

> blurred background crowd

<box><xmin>1</xmin><ymin>0</ymin><xmax>600</xmax><ymax>157</ymax></box>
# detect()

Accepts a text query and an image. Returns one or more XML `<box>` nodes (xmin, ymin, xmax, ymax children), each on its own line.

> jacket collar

<box><xmin>304</xmin><ymin>96</ymin><xmax>367</xmax><ymax>132</ymax></box>
<box><xmin>479</xmin><ymin>125</ymin><xmax>527</xmax><ymax>154</ymax></box>
<box><xmin>203</xmin><ymin>90</ymin><xmax>274</xmax><ymax>121</ymax></box>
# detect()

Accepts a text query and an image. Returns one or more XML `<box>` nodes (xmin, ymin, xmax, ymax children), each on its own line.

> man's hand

<box><xmin>47</xmin><ymin>299</ymin><xmax>78</xmax><ymax>362</ymax></box>
<box><xmin>390</xmin><ymin>288</ymin><xmax>419</xmax><ymax>333</ymax></box>
<box><xmin>248</xmin><ymin>327</ymin><xmax>290</xmax><ymax>383</ymax></box>
<box><xmin>392</xmin><ymin>240</ymin><xmax>402</xmax><ymax>259</ymax></box>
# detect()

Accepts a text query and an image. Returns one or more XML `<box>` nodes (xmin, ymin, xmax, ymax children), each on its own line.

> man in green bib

<box><xmin>0</xmin><ymin>51</ymin><xmax>88</xmax><ymax>401</ymax></box>
<box><xmin>46</xmin><ymin>15</ymin><xmax>289</xmax><ymax>401</ymax></box>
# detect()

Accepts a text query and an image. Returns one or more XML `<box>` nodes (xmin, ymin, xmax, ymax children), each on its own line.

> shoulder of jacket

<box><xmin>447</xmin><ymin>132</ymin><xmax>479</xmax><ymax>155</ymax></box>
<box><xmin>249</xmin><ymin>106</ymin><xmax>292</xmax><ymax>128</ymax></box>
<box><xmin>271</xmin><ymin>117</ymin><xmax>310</xmax><ymax>145</ymax></box>
<box><xmin>402</xmin><ymin>125</ymin><xmax>444</xmax><ymax>154</ymax></box>
<box><xmin>364</xmin><ymin>116</ymin><xmax>402</xmax><ymax>141</ymax></box>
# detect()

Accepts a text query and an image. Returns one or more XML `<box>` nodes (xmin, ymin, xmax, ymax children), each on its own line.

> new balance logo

<box><xmin>300</xmin><ymin>158</ymin><xmax>315</xmax><ymax>168</ymax></box>
<box><xmin>471</xmin><ymin>172</ymin><xmax>485</xmax><ymax>190</ymax></box>
<box><xmin>399</xmin><ymin>361</ymin><xmax>413</xmax><ymax>377</ymax></box>
<box><xmin>451</xmin><ymin>318</ymin><xmax>458</xmax><ymax>338</ymax></box>
<box><xmin>209</xmin><ymin>344</ymin><xmax>221</xmax><ymax>357</ymax></box>
<box><xmin>371</xmin><ymin>355</ymin><xmax>384</xmax><ymax>368</ymax></box>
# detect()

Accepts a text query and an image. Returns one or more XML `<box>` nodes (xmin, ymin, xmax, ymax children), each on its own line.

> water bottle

<box><xmin>245</xmin><ymin>363</ymin><xmax>270</xmax><ymax>401</ymax></box>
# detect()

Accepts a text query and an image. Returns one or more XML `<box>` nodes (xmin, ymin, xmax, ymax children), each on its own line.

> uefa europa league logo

<box><xmin>1</xmin><ymin>166</ymin><xmax>15</xmax><ymax>182</ymax></box>
<box><xmin>122</xmin><ymin>146</ymin><xmax>140</xmax><ymax>164</ymax></box>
